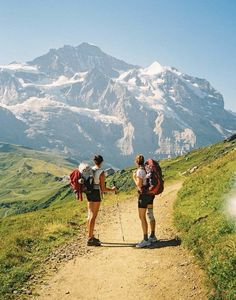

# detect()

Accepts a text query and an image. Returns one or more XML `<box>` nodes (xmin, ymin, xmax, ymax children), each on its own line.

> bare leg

<box><xmin>87</xmin><ymin>201</ymin><xmax>101</xmax><ymax>239</ymax></box>
<box><xmin>147</xmin><ymin>204</ymin><xmax>156</xmax><ymax>235</ymax></box>
<box><xmin>138</xmin><ymin>207</ymin><xmax>148</xmax><ymax>236</ymax></box>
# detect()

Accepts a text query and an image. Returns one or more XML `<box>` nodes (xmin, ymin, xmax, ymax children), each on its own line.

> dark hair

<box><xmin>93</xmin><ymin>154</ymin><xmax>104</xmax><ymax>165</ymax></box>
<box><xmin>135</xmin><ymin>154</ymin><xmax>144</xmax><ymax>166</ymax></box>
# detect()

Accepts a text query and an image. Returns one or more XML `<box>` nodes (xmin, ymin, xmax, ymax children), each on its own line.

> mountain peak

<box><xmin>77</xmin><ymin>42</ymin><xmax>100</xmax><ymax>49</ymax></box>
<box><xmin>28</xmin><ymin>43</ymin><xmax>137</xmax><ymax>78</ymax></box>
<box><xmin>76</xmin><ymin>42</ymin><xmax>104</xmax><ymax>56</ymax></box>
<box><xmin>142</xmin><ymin>61</ymin><xmax>165</xmax><ymax>75</ymax></box>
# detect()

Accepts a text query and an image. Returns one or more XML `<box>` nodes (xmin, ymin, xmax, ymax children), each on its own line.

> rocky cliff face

<box><xmin>0</xmin><ymin>43</ymin><xmax>235</xmax><ymax>167</ymax></box>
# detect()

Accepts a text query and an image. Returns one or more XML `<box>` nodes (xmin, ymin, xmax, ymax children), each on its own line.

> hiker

<box><xmin>86</xmin><ymin>154</ymin><xmax>117</xmax><ymax>246</ymax></box>
<box><xmin>133</xmin><ymin>154</ymin><xmax>157</xmax><ymax>248</ymax></box>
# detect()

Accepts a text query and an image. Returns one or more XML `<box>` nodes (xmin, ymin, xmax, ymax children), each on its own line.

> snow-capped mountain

<box><xmin>0</xmin><ymin>43</ymin><xmax>235</xmax><ymax>167</ymax></box>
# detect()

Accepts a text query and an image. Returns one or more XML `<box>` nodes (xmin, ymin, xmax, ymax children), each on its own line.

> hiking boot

<box><xmin>136</xmin><ymin>239</ymin><xmax>151</xmax><ymax>248</ymax></box>
<box><xmin>87</xmin><ymin>237</ymin><xmax>101</xmax><ymax>246</ymax></box>
<box><xmin>92</xmin><ymin>237</ymin><xmax>101</xmax><ymax>244</ymax></box>
<box><xmin>148</xmin><ymin>235</ymin><xmax>158</xmax><ymax>243</ymax></box>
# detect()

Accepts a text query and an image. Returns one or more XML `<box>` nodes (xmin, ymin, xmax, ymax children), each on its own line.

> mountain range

<box><xmin>0</xmin><ymin>43</ymin><xmax>235</xmax><ymax>167</ymax></box>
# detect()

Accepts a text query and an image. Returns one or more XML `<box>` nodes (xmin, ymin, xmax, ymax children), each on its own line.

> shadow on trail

<box><xmin>101</xmin><ymin>238</ymin><xmax>181</xmax><ymax>248</ymax></box>
<box><xmin>148</xmin><ymin>238</ymin><xmax>181</xmax><ymax>249</ymax></box>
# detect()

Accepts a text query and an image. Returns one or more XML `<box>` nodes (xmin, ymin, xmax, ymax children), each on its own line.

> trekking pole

<box><xmin>113</xmin><ymin>181</ymin><xmax>125</xmax><ymax>242</ymax></box>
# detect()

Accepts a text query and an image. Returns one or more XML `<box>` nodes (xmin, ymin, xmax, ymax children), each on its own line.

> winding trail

<box><xmin>34</xmin><ymin>181</ymin><xmax>207</xmax><ymax>300</ymax></box>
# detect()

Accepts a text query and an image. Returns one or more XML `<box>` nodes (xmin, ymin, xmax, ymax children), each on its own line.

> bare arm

<box><xmin>100</xmin><ymin>171</ymin><xmax>116</xmax><ymax>193</ymax></box>
<box><xmin>133</xmin><ymin>171</ymin><xmax>143</xmax><ymax>191</ymax></box>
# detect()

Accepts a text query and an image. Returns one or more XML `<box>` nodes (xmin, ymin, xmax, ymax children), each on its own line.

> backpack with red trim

<box><xmin>143</xmin><ymin>159</ymin><xmax>164</xmax><ymax>195</ymax></box>
<box><xmin>69</xmin><ymin>163</ymin><xmax>94</xmax><ymax>201</ymax></box>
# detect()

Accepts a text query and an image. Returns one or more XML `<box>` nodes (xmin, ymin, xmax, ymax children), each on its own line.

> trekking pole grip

<box><xmin>112</xmin><ymin>180</ymin><xmax>118</xmax><ymax>194</ymax></box>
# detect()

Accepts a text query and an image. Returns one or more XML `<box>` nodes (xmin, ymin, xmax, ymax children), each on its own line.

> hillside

<box><xmin>174</xmin><ymin>141</ymin><xmax>236</xmax><ymax>299</ymax></box>
<box><xmin>0</xmin><ymin>143</ymin><xmax>74</xmax><ymax>218</ymax></box>
<box><xmin>0</xmin><ymin>144</ymin><xmax>79</xmax><ymax>299</ymax></box>
<box><xmin>0</xmin><ymin>138</ymin><xmax>235</xmax><ymax>299</ymax></box>
<box><xmin>108</xmin><ymin>137</ymin><xmax>236</xmax><ymax>190</ymax></box>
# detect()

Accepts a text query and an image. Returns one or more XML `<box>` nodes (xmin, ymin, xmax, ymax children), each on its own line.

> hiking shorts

<box><xmin>138</xmin><ymin>193</ymin><xmax>155</xmax><ymax>208</ymax></box>
<box><xmin>86</xmin><ymin>189</ymin><xmax>101</xmax><ymax>202</ymax></box>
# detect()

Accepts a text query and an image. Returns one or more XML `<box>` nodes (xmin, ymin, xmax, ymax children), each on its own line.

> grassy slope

<box><xmin>0</xmin><ymin>143</ymin><xmax>81</xmax><ymax>298</ymax></box>
<box><xmin>0</xmin><ymin>143</ymin><xmax>74</xmax><ymax>218</ymax></box>
<box><xmin>173</xmin><ymin>142</ymin><xmax>236</xmax><ymax>300</ymax></box>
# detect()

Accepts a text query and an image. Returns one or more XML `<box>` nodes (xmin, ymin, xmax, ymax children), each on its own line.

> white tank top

<box><xmin>92</xmin><ymin>166</ymin><xmax>104</xmax><ymax>189</ymax></box>
<box><xmin>136</xmin><ymin>167</ymin><xmax>147</xmax><ymax>186</ymax></box>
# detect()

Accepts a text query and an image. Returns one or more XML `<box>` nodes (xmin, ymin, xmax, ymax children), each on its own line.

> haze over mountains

<box><xmin>0</xmin><ymin>43</ymin><xmax>235</xmax><ymax>167</ymax></box>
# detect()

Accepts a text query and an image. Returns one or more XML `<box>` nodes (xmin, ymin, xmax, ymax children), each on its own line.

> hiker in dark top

<box><xmin>86</xmin><ymin>155</ymin><xmax>117</xmax><ymax>246</ymax></box>
<box><xmin>133</xmin><ymin>154</ymin><xmax>157</xmax><ymax>248</ymax></box>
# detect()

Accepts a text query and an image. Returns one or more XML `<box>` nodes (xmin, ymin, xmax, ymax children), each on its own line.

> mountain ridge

<box><xmin>0</xmin><ymin>43</ymin><xmax>235</xmax><ymax>167</ymax></box>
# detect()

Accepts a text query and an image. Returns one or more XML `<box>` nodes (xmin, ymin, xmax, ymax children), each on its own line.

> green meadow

<box><xmin>174</xmin><ymin>144</ymin><xmax>236</xmax><ymax>300</ymax></box>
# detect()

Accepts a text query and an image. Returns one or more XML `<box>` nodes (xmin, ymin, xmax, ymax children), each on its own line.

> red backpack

<box><xmin>143</xmin><ymin>159</ymin><xmax>164</xmax><ymax>195</ymax></box>
<box><xmin>69</xmin><ymin>169</ymin><xmax>83</xmax><ymax>201</ymax></box>
<box><xmin>69</xmin><ymin>164</ymin><xmax>94</xmax><ymax>201</ymax></box>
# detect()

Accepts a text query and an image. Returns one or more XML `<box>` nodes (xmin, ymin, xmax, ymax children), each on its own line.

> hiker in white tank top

<box><xmin>86</xmin><ymin>155</ymin><xmax>117</xmax><ymax>247</ymax></box>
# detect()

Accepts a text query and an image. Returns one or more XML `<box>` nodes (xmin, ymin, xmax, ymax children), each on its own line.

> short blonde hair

<box><xmin>135</xmin><ymin>154</ymin><xmax>144</xmax><ymax>166</ymax></box>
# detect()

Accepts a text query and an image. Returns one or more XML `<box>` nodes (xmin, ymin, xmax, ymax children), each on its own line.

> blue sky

<box><xmin>0</xmin><ymin>0</ymin><xmax>235</xmax><ymax>111</ymax></box>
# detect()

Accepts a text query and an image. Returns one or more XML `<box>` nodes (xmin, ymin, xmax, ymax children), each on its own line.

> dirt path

<box><xmin>34</xmin><ymin>181</ymin><xmax>207</xmax><ymax>300</ymax></box>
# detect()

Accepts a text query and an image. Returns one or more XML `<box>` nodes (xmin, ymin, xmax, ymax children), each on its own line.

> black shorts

<box><xmin>138</xmin><ymin>193</ymin><xmax>155</xmax><ymax>208</ymax></box>
<box><xmin>86</xmin><ymin>189</ymin><xmax>101</xmax><ymax>202</ymax></box>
